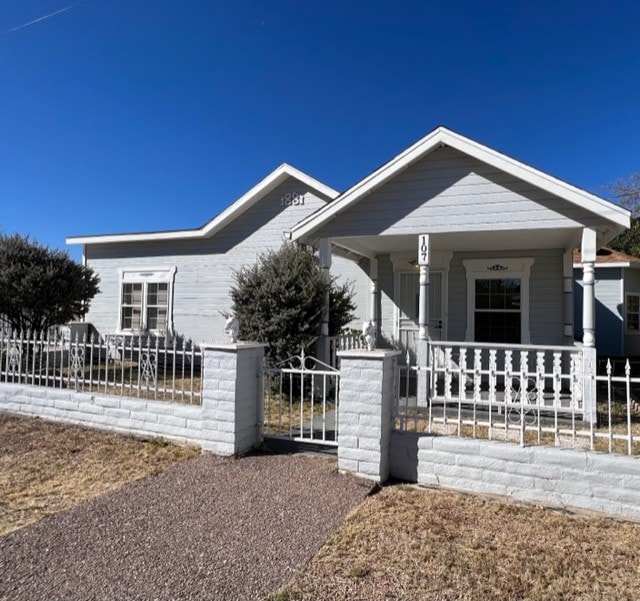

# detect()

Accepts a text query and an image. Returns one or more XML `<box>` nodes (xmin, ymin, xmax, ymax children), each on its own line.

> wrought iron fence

<box><xmin>0</xmin><ymin>330</ymin><xmax>202</xmax><ymax>404</ymax></box>
<box><xmin>394</xmin><ymin>340</ymin><xmax>640</xmax><ymax>455</ymax></box>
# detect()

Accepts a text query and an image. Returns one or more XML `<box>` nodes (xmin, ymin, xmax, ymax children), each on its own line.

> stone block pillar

<box><xmin>200</xmin><ymin>342</ymin><xmax>266</xmax><ymax>455</ymax></box>
<box><xmin>337</xmin><ymin>349</ymin><xmax>401</xmax><ymax>483</ymax></box>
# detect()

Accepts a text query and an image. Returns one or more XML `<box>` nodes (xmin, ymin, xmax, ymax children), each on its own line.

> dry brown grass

<box><xmin>0</xmin><ymin>413</ymin><xmax>199</xmax><ymax>537</ymax></box>
<box><xmin>281</xmin><ymin>485</ymin><xmax>640</xmax><ymax>601</ymax></box>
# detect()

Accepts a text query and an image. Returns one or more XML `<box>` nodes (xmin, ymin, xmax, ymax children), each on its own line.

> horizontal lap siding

<box><xmin>84</xmin><ymin>179</ymin><xmax>332</xmax><ymax>343</ymax></box>
<box><xmin>448</xmin><ymin>249</ymin><xmax>564</xmax><ymax>345</ymax></box>
<box><xmin>378</xmin><ymin>256</ymin><xmax>396</xmax><ymax>347</ymax></box>
<box><xmin>332</xmin><ymin>256</ymin><xmax>370</xmax><ymax>329</ymax></box>
<box><xmin>574</xmin><ymin>268</ymin><xmax>623</xmax><ymax>356</ymax></box>
<box><xmin>315</xmin><ymin>147</ymin><xmax>600</xmax><ymax>239</ymax></box>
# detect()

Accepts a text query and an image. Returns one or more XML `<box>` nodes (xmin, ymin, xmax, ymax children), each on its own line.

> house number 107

<box><xmin>281</xmin><ymin>192</ymin><xmax>305</xmax><ymax>206</ymax></box>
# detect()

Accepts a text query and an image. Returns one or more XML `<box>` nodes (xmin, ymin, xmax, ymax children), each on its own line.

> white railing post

<box><xmin>582</xmin><ymin>346</ymin><xmax>598</xmax><ymax>424</ymax></box>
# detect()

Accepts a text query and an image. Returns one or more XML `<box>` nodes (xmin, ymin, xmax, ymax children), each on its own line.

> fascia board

<box><xmin>67</xmin><ymin>164</ymin><xmax>338</xmax><ymax>246</ymax></box>
<box><xmin>291</xmin><ymin>126</ymin><xmax>630</xmax><ymax>241</ymax></box>
<box><xmin>441</xmin><ymin>130</ymin><xmax>630</xmax><ymax>229</ymax></box>
<box><xmin>291</xmin><ymin>128</ymin><xmax>445</xmax><ymax>240</ymax></box>
<box><xmin>573</xmin><ymin>262</ymin><xmax>637</xmax><ymax>269</ymax></box>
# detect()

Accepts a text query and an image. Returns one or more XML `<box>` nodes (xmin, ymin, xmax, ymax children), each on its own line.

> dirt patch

<box><xmin>0</xmin><ymin>412</ymin><xmax>199</xmax><ymax>536</ymax></box>
<box><xmin>282</xmin><ymin>485</ymin><xmax>640</xmax><ymax>601</ymax></box>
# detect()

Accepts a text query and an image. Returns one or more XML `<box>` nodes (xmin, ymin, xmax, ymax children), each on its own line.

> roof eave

<box><xmin>67</xmin><ymin>164</ymin><xmax>338</xmax><ymax>246</ymax></box>
<box><xmin>291</xmin><ymin>126</ymin><xmax>631</xmax><ymax>242</ymax></box>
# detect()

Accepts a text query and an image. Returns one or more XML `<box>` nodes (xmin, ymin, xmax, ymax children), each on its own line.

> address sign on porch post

<box><xmin>418</xmin><ymin>234</ymin><xmax>430</xmax><ymax>266</ymax></box>
<box><xmin>418</xmin><ymin>234</ymin><xmax>430</xmax><ymax>341</ymax></box>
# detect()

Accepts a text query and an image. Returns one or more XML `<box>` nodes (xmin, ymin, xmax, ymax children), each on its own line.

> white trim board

<box><xmin>291</xmin><ymin>126</ymin><xmax>630</xmax><ymax>241</ymax></box>
<box><xmin>67</xmin><ymin>164</ymin><xmax>338</xmax><ymax>246</ymax></box>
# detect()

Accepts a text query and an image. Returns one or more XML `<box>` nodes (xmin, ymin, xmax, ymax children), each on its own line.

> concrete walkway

<box><xmin>0</xmin><ymin>453</ymin><xmax>371</xmax><ymax>601</ymax></box>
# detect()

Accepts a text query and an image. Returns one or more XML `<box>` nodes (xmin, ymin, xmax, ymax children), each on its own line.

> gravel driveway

<box><xmin>0</xmin><ymin>453</ymin><xmax>370</xmax><ymax>601</ymax></box>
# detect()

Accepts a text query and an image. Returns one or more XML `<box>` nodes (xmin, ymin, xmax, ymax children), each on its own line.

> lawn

<box><xmin>276</xmin><ymin>486</ymin><xmax>640</xmax><ymax>601</ymax></box>
<box><xmin>0</xmin><ymin>412</ymin><xmax>199</xmax><ymax>536</ymax></box>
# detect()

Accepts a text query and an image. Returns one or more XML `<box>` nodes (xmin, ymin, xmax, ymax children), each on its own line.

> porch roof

<box><xmin>291</xmin><ymin>126</ymin><xmax>630</xmax><ymax>252</ymax></box>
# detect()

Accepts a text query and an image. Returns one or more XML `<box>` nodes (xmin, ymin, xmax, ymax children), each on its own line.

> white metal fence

<box><xmin>394</xmin><ymin>340</ymin><xmax>640</xmax><ymax>455</ymax></box>
<box><xmin>263</xmin><ymin>350</ymin><xmax>339</xmax><ymax>445</ymax></box>
<box><xmin>0</xmin><ymin>330</ymin><xmax>202</xmax><ymax>404</ymax></box>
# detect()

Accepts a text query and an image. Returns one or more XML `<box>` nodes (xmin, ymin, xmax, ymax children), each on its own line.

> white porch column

<box><xmin>369</xmin><ymin>257</ymin><xmax>378</xmax><ymax>341</ymax></box>
<box><xmin>581</xmin><ymin>229</ymin><xmax>597</xmax><ymax>348</ymax></box>
<box><xmin>563</xmin><ymin>249</ymin><xmax>574</xmax><ymax>346</ymax></box>
<box><xmin>318</xmin><ymin>238</ymin><xmax>332</xmax><ymax>364</ymax></box>
<box><xmin>417</xmin><ymin>235</ymin><xmax>430</xmax><ymax>405</ymax></box>
<box><xmin>418</xmin><ymin>264</ymin><xmax>430</xmax><ymax>342</ymax></box>
<box><xmin>581</xmin><ymin>228</ymin><xmax>598</xmax><ymax>424</ymax></box>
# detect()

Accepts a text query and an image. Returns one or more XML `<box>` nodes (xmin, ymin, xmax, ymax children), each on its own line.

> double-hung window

<box><xmin>463</xmin><ymin>258</ymin><xmax>534</xmax><ymax>344</ymax></box>
<box><xmin>474</xmin><ymin>278</ymin><xmax>521</xmax><ymax>343</ymax></box>
<box><xmin>626</xmin><ymin>294</ymin><xmax>640</xmax><ymax>333</ymax></box>
<box><xmin>118</xmin><ymin>267</ymin><xmax>176</xmax><ymax>334</ymax></box>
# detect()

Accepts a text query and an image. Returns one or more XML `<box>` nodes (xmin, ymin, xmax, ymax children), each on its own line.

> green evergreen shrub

<box><xmin>230</xmin><ymin>243</ymin><xmax>355</xmax><ymax>365</ymax></box>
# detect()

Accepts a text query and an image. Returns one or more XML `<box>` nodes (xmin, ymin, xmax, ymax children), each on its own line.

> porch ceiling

<box><xmin>333</xmin><ymin>227</ymin><xmax>580</xmax><ymax>258</ymax></box>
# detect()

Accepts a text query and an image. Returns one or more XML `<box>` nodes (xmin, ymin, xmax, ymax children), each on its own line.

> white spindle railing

<box><xmin>394</xmin><ymin>339</ymin><xmax>640</xmax><ymax>456</ymax></box>
<box><xmin>328</xmin><ymin>332</ymin><xmax>366</xmax><ymax>368</ymax></box>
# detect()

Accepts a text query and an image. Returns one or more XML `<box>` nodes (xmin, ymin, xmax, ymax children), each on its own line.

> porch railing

<box><xmin>0</xmin><ymin>330</ymin><xmax>202</xmax><ymax>404</ymax></box>
<box><xmin>328</xmin><ymin>332</ymin><xmax>366</xmax><ymax>368</ymax></box>
<box><xmin>395</xmin><ymin>339</ymin><xmax>640</xmax><ymax>455</ymax></box>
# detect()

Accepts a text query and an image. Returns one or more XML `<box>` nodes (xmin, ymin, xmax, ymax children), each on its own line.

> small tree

<box><xmin>230</xmin><ymin>243</ymin><xmax>355</xmax><ymax>364</ymax></box>
<box><xmin>0</xmin><ymin>234</ymin><xmax>100</xmax><ymax>333</ymax></box>
<box><xmin>607</xmin><ymin>173</ymin><xmax>640</xmax><ymax>257</ymax></box>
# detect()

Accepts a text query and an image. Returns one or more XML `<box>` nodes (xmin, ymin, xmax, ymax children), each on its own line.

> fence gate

<box><xmin>262</xmin><ymin>350</ymin><xmax>339</xmax><ymax>447</ymax></box>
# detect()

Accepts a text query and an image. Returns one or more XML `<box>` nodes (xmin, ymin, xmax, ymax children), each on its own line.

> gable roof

<box><xmin>66</xmin><ymin>164</ymin><xmax>338</xmax><ymax>246</ymax></box>
<box><xmin>291</xmin><ymin>126</ymin><xmax>630</xmax><ymax>241</ymax></box>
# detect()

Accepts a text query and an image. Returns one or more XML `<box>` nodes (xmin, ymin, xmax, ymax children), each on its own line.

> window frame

<box><xmin>117</xmin><ymin>267</ymin><xmax>177</xmax><ymax>335</ymax></box>
<box><xmin>463</xmin><ymin>258</ymin><xmax>534</xmax><ymax>344</ymax></box>
<box><xmin>625</xmin><ymin>293</ymin><xmax>640</xmax><ymax>335</ymax></box>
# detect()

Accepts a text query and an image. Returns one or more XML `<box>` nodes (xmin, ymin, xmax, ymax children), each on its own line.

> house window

<box><xmin>118</xmin><ymin>268</ymin><xmax>176</xmax><ymax>334</ymax></box>
<box><xmin>463</xmin><ymin>258</ymin><xmax>534</xmax><ymax>344</ymax></box>
<box><xmin>474</xmin><ymin>278</ymin><xmax>521</xmax><ymax>343</ymax></box>
<box><xmin>626</xmin><ymin>294</ymin><xmax>640</xmax><ymax>333</ymax></box>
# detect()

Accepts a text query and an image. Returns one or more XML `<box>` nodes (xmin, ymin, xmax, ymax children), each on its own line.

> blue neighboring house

<box><xmin>574</xmin><ymin>247</ymin><xmax>640</xmax><ymax>358</ymax></box>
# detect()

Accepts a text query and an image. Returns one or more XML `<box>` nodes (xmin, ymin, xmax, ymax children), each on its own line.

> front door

<box><xmin>397</xmin><ymin>271</ymin><xmax>444</xmax><ymax>361</ymax></box>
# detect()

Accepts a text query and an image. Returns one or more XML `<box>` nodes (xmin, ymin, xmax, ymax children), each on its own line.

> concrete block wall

<box><xmin>0</xmin><ymin>383</ymin><xmax>203</xmax><ymax>445</ymax></box>
<box><xmin>337</xmin><ymin>349</ymin><xmax>400</xmax><ymax>482</ymax></box>
<box><xmin>0</xmin><ymin>342</ymin><xmax>265</xmax><ymax>455</ymax></box>
<box><xmin>390</xmin><ymin>432</ymin><xmax>640</xmax><ymax>519</ymax></box>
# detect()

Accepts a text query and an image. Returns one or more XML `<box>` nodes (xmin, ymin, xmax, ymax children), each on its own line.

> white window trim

<box><xmin>463</xmin><ymin>258</ymin><xmax>534</xmax><ymax>344</ymax></box>
<box><xmin>625</xmin><ymin>292</ymin><xmax>640</xmax><ymax>335</ymax></box>
<box><xmin>117</xmin><ymin>266</ymin><xmax>177</xmax><ymax>335</ymax></box>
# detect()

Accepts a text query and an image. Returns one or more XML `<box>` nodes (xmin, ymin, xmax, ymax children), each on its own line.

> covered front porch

<box><xmin>321</xmin><ymin>226</ymin><xmax>599</xmax><ymax>421</ymax></box>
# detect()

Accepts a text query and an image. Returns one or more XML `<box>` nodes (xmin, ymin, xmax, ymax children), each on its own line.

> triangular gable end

<box><xmin>67</xmin><ymin>164</ymin><xmax>338</xmax><ymax>246</ymax></box>
<box><xmin>291</xmin><ymin>126</ymin><xmax>630</xmax><ymax>243</ymax></box>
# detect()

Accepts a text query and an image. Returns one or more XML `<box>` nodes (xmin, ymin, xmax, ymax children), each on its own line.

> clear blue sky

<box><xmin>1</xmin><ymin>0</ymin><xmax>639</xmax><ymax>261</ymax></box>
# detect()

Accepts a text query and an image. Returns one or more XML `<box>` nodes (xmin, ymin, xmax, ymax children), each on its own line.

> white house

<box><xmin>66</xmin><ymin>164</ymin><xmax>370</xmax><ymax>343</ymax></box>
<box><xmin>67</xmin><ymin>126</ymin><xmax>630</xmax><ymax>420</ymax></box>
